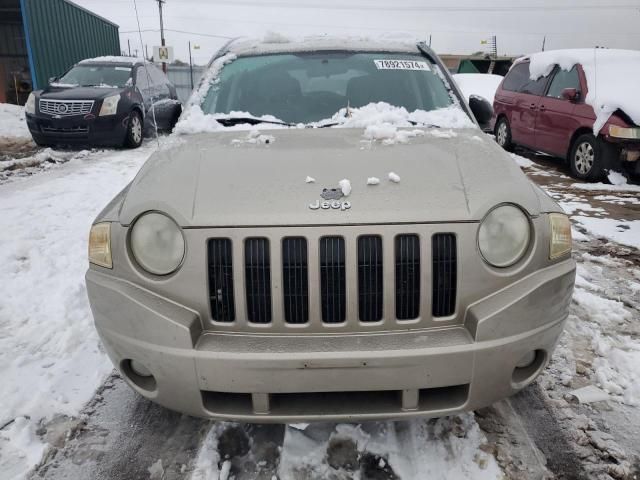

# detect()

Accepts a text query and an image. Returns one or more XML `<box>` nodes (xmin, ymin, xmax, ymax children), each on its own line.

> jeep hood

<box><xmin>119</xmin><ymin>128</ymin><xmax>543</xmax><ymax>227</ymax></box>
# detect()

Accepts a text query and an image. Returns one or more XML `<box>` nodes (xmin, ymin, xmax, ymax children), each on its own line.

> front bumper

<box><xmin>87</xmin><ymin>258</ymin><xmax>575</xmax><ymax>422</ymax></box>
<box><xmin>26</xmin><ymin>111</ymin><xmax>129</xmax><ymax>147</ymax></box>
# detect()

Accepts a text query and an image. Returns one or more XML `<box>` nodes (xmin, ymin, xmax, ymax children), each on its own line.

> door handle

<box><xmin>529</xmin><ymin>103</ymin><xmax>537</xmax><ymax>110</ymax></box>
<box><xmin>539</xmin><ymin>105</ymin><xmax>546</xmax><ymax>112</ymax></box>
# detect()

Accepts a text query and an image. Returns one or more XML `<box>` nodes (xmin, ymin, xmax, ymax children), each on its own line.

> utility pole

<box><xmin>541</xmin><ymin>36</ymin><xmax>546</xmax><ymax>52</ymax></box>
<box><xmin>189</xmin><ymin>41</ymin><xmax>194</xmax><ymax>89</ymax></box>
<box><xmin>128</xmin><ymin>39</ymin><xmax>131</xmax><ymax>56</ymax></box>
<box><xmin>157</xmin><ymin>0</ymin><xmax>167</xmax><ymax>72</ymax></box>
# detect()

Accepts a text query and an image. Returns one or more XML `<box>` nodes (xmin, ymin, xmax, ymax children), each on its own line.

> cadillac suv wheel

<box><xmin>495</xmin><ymin>117</ymin><xmax>513</xmax><ymax>151</ymax></box>
<box><xmin>125</xmin><ymin>110</ymin><xmax>143</xmax><ymax>149</ymax></box>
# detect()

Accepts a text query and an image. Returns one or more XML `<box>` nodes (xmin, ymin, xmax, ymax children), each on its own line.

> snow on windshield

<box><xmin>528</xmin><ymin>49</ymin><xmax>640</xmax><ymax>134</ymax></box>
<box><xmin>178</xmin><ymin>47</ymin><xmax>475</xmax><ymax>135</ymax></box>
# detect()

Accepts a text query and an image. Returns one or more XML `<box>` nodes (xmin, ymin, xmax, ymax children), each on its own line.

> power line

<box><xmin>182</xmin><ymin>0</ymin><xmax>640</xmax><ymax>12</ymax></box>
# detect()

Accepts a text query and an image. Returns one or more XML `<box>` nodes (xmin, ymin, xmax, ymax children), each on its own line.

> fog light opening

<box><xmin>512</xmin><ymin>350</ymin><xmax>546</xmax><ymax>387</ymax></box>
<box><xmin>122</xmin><ymin>359</ymin><xmax>157</xmax><ymax>392</ymax></box>
<box><xmin>516</xmin><ymin>351</ymin><xmax>536</xmax><ymax>369</ymax></box>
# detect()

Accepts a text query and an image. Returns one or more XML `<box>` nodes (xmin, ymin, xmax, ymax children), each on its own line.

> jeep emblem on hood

<box><xmin>320</xmin><ymin>188</ymin><xmax>343</xmax><ymax>200</ymax></box>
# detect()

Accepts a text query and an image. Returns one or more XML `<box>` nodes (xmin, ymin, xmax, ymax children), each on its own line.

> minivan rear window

<box><xmin>503</xmin><ymin>62</ymin><xmax>548</xmax><ymax>96</ymax></box>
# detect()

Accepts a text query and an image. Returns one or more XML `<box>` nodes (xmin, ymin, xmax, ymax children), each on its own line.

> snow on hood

<box><xmin>527</xmin><ymin>49</ymin><xmax>640</xmax><ymax>134</ymax></box>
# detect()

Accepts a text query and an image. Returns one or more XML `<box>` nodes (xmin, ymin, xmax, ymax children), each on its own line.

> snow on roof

<box><xmin>79</xmin><ymin>56</ymin><xmax>144</xmax><ymax>65</ymax></box>
<box><xmin>224</xmin><ymin>34</ymin><xmax>423</xmax><ymax>58</ymax></box>
<box><xmin>527</xmin><ymin>49</ymin><xmax>640</xmax><ymax>133</ymax></box>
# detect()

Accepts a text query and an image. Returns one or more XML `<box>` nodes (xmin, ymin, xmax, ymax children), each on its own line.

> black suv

<box><xmin>25</xmin><ymin>57</ymin><xmax>182</xmax><ymax>148</ymax></box>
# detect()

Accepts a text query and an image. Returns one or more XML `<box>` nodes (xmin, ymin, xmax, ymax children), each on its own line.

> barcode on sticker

<box><xmin>374</xmin><ymin>59</ymin><xmax>430</xmax><ymax>71</ymax></box>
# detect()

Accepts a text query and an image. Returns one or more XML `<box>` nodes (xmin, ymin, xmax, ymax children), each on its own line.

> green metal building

<box><xmin>0</xmin><ymin>0</ymin><xmax>120</xmax><ymax>103</ymax></box>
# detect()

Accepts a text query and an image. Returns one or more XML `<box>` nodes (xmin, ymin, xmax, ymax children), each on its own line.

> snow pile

<box><xmin>275</xmin><ymin>415</ymin><xmax>501</xmax><ymax>479</ymax></box>
<box><xmin>528</xmin><ymin>49</ymin><xmax>640</xmax><ymax>134</ymax></box>
<box><xmin>0</xmin><ymin>103</ymin><xmax>31</xmax><ymax>140</ymax></box>
<box><xmin>367</xmin><ymin>177</ymin><xmax>380</xmax><ymax>185</ymax></box>
<box><xmin>330</xmin><ymin>102</ymin><xmax>475</xmax><ymax>130</ymax></box>
<box><xmin>509</xmin><ymin>153</ymin><xmax>535</xmax><ymax>168</ymax></box>
<box><xmin>339</xmin><ymin>178</ymin><xmax>351</xmax><ymax>196</ymax></box>
<box><xmin>570</xmin><ymin>180</ymin><xmax>640</xmax><ymax>194</ymax></box>
<box><xmin>607</xmin><ymin>170</ymin><xmax>629</xmax><ymax>186</ymax></box>
<box><xmin>305</xmin><ymin>176</ymin><xmax>315</xmax><ymax>183</ymax></box>
<box><xmin>174</xmin><ymin>105</ymin><xmax>222</xmax><ymax>134</ymax></box>
<box><xmin>263</xmin><ymin>31</ymin><xmax>292</xmax><ymax>44</ymax></box>
<box><xmin>388</xmin><ymin>172</ymin><xmax>401</xmax><ymax>183</ymax></box>
<box><xmin>453</xmin><ymin>73</ymin><xmax>504</xmax><ymax>103</ymax></box>
<box><xmin>1</xmin><ymin>149</ymin><xmax>93</xmax><ymax>182</ymax></box>
<box><xmin>80</xmin><ymin>56</ymin><xmax>143</xmax><ymax>65</ymax></box>
<box><xmin>363</xmin><ymin>124</ymin><xmax>425</xmax><ymax>145</ymax></box>
<box><xmin>573</xmin><ymin>216</ymin><xmax>640</xmax><ymax>249</ymax></box>
<box><xmin>0</xmin><ymin>143</ymin><xmax>155</xmax><ymax>478</ymax></box>
<box><xmin>231</xmin><ymin>129</ymin><xmax>275</xmax><ymax>145</ymax></box>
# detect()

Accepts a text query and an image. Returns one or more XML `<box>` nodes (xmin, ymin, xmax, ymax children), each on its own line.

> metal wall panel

<box><xmin>166</xmin><ymin>65</ymin><xmax>205</xmax><ymax>103</ymax></box>
<box><xmin>21</xmin><ymin>0</ymin><xmax>120</xmax><ymax>89</ymax></box>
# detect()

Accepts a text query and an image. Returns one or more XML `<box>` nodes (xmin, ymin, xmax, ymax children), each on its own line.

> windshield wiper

<box><xmin>315</xmin><ymin>120</ymin><xmax>442</xmax><ymax>129</ymax></box>
<box><xmin>216</xmin><ymin>116</ymin><xmax>294</xmax><ymax>127</ymax></box>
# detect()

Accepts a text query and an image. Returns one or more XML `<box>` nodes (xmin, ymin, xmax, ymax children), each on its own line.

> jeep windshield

<box><xmin>200</xmin><ymin>52</ymin><xmax>456</xmax><ymax>125</ymax></box>
<box><xmin>55</xmin><ymin>65</ymin><xmax>132</xmax><ymax>88</ymax></box>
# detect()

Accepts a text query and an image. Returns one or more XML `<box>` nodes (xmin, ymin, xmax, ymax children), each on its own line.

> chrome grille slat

<box><xmin>395</xmin><ymin>234</ymin><xmax>420</xmax><ymax>320</ymax></box>
<box><xmin>245</xmin><ymin>238</ymin><xmax>272</xmax><ymax>323</ymax></box>
<box><xmin>39</xmin><ymin>99</ymin><xmax>94</xmax><ymax>116</ymax></box>
<box><xmin>432</xmin><ymin>233</ymin><xmax>457</xmax><ymax>317</ymax></box>
<box><xmin>358</xmin><ymin>235</ymin><xmax>383</xmax><ymax>322</ymax></box>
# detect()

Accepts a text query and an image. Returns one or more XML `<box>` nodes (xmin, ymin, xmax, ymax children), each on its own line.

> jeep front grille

<box><xmin>206</xmin><ymin>231</ymin><xmax>458</xmax><ymax>326</ymax></box>
<box><xmin>39</xmin><ymin>99</ymin><xmax>94</xmax><ymax>116</ymax></box>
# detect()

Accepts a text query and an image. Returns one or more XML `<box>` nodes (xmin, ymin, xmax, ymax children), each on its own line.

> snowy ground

<box><xmin>0</xmin><ymin>104</ymin><xmax>639</xmax><ymax>480</ymax></box>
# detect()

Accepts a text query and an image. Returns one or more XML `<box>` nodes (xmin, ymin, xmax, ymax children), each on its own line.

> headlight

<box><xmin>609</xmin><ymin>125</ymin><xmax>640</xmax><ymax>140</ymax></box>
<box><xmin>478</xmin><ymin>204</ymin><xmax>531</xmax><ymax>268</ymax></box>
<box><xmin>25</xmin><ymin>93</ymin><xmax>36</xmax><ymax>115</ymax></box>
<box><xmin>130</xmin><ymin>212</ymin><xmax>185</xmax><ymax>275</ymax></box>
<box><xmin>99</xmin><ymin>94</ymin><xmax>121</xmax><ymax>116</ymax></box>
<box><xmin>549</xmin><ymin>213</ymin><xmax>572</xmax><ymax>260</ymax></box>
<box><xmin>89</xmin><ymin>222</ymin><xmax>112</xmax><ymax>268</ymax></box>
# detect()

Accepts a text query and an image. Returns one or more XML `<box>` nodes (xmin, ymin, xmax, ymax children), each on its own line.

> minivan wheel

<box><xmin>569</xmin><ymin>133</ymin><xmax>605</xmax><ymax>181</ymax></box>
<box><xmin>124</xmin><ymin>110</ymin><xmax>143</xmax><ymax>148</ymax></box>
<box><xmin>495</xmin><ymin>118</ymin><xmax>513</xmax><ymax>151</ymax></box>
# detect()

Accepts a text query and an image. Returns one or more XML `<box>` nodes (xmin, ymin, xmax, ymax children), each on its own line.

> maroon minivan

<box><xmin>492</xmin><ymin>59</ymin><xmax>640</xmax><ymax>181</ymax></box>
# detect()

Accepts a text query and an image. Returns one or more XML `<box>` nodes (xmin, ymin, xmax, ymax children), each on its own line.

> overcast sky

<box><xmin>73</xmin><ymin>0</ymin><xmax>640</xmax><ymax>64</ymax></box>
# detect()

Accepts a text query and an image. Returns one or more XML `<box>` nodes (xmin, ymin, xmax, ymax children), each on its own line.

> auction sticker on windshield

<box><xmin>374</xmin><ymin>59</ymin><xmax>430</xmax><ymax>71</ymax></box>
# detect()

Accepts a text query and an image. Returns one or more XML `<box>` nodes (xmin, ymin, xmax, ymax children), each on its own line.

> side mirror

<box><xmin>561</xmin><ymin>88</ymin><xmax>580</xmax><ymax>102</ymax></box>
<box><xmin>469</xmin><ymin>95</ymin><xmax>494</xmax><ymax>130</ymax></box>
<box><xmin>48</xmin><ymin>76</ymin><xmax>58</xmax><ymax>85</ymax></box>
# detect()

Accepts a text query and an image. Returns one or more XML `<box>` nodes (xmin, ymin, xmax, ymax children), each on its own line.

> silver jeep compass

<box><xmin>86</xmin><ymin>37</ymin><xmax>576</xmax><ymax>422</ymax></box>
